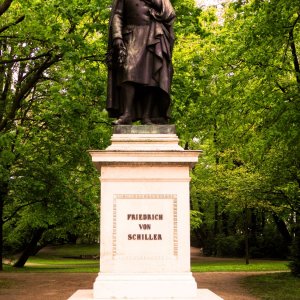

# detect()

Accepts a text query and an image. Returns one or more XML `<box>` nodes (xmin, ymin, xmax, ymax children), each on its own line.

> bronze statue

<box><xmin>106</xmin><ymin>0</ymin><xmax>176</xmax><ymax>125</ymax></box>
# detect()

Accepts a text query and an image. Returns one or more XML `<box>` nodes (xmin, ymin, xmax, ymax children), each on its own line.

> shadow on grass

<box><xmin>242</xmin><ymin>272</ymin><xmax>300</xmax><ymax>300</ymax></box>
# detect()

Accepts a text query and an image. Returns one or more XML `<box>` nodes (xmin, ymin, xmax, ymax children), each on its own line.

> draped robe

<box><xmin>106</xmin><ymin>0</ymin><xmax>176</xmax><ymax>122</ymax></box>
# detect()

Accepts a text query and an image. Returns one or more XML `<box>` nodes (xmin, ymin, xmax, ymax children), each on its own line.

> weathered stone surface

<box><xmin>113</xmin><ymin>125</ymin><xmax>176</xmax><ymax>135</ymax></box>
<box><xmin>68</xmin><ymin>288</ymin><xmax>223</xmax><ymax>299</ymax></box>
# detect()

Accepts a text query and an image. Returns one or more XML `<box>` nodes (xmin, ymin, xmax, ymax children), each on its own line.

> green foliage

<box><xmin>171</xmin><ymin>0</ymin><xmax>300</xmax><ymax>263</ymax></box>
<box><xmin>215</xmin><ymin>234</ymin><xmax>244</xmax><ymax>257</ymax></box>
<box><xmin>190</xmin><ymin>210</ymin><xmax>203</xmax><ymax>231</ymax></box>
<box><xmin>0</xmin><ymin>0</ymin><xmax>113</xmax><ymax>265</ymax></box>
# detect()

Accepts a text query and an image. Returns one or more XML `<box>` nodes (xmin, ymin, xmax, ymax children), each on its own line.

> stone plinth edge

<box><xmin>92</xmin><ymin>125</ymin><xmax>201</xmax><ymax>152</ymax></box>
<box><xmin>106</xmin><ymin>125</ymin><xmax>181</xmax><ymax>151</ymax></box>
<box><xmin>113</xmin><ymin>125</ymin><xmax>176</xmax><ymax>134</ymax></box>
<box><xmin>68</xmin><ymin>289</ymin><xmax>223</xmax><ymax>300</ymax></box>
<box><xmin>93</xmin><ymin>273</ymin><xmax>197</xmax><ymax>299</ymax></box>
<box><xmin>107</xmin><ymin>135</ymin><xmax>183</xmax><ymax>151</ymax></box>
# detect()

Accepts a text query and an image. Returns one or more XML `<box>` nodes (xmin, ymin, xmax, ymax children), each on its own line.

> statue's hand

<box><xmin>113</xmin><ymin>38</ymin><xmax>125</xmax><ymax>49</ymax></box>
<box><xmin>112</xmin><ymin>38</ymin><xmax>127</xmax><ymax>66</ymax></box>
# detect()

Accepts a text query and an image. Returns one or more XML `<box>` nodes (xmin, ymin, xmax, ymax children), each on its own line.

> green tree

<box><xmin>0</xmin><ymin>0</ymin><xmax>112</xmax><ymax>269</ymax></box>
<box><xmin>171</xmin><ymin>0</ymin><xmax>299</xmax><ymax>267</ymax></box>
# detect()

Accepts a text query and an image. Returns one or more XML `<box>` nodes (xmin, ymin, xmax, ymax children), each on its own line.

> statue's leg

<box><xmin>121</xmin><ymin>83</ymin><xmax>135</xmax><ymax>119</ymax></box>
<box><xmin>142</xmin><ymin>89</ymin><xmax>154</xmax><ymax>125</ymax></box>
<box><xmin>113</xmin><ymin>83</ymin><xmax>135</xmax><ymax>125</ymax></box>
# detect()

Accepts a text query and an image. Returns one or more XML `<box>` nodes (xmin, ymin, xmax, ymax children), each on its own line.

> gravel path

<box><xmin>0</xmin><ymin>271</ymin><xmax>262</xmax><ymax>300</ymax></box>
<box><xmin>0</xmin><ymin>248</ymin><xmax>264</xmax><ymax>299</ymax></box>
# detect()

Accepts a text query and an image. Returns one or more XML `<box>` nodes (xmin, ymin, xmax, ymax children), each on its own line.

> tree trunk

<box><xmin>214</xmin><ymin>201</ymin><xmax>219</xmax><ymax>236</ymax></box>
<box><xmin>250</xmin><ymin>209</ymin><xmax>257</xmax><ymax>242</ymax></box>
<box><xmin>0</xmin><ymin>197</ymin><xmax>3</xmax><ymax>271</ymax></box>
<box><xmin>261</xmin><ymin>210</ymin><xmax>266</xmax><ymax>233</ymax></box>
<box><xmin>272</xmin><ymin>213</ymin><xmax>292</xmax><ymax>244</ymax></box>
<box><xmin>13</xmin><ymin>228</ymin><xmax>45</xmax><ymax>268</ymax></box>
<box><xmin>290</xmin><ymin>212</ymin><xmax>300</xmax><ymax>276</ymax></box>
<box><xmin>0</xmin><ymin>180</ymin><xmax>8</xmax><ymax>271</ymax></box>
<box><xmin>221</xmin><ymin>211</ymin><xmax>228</xmax><ymax>236</ymax></box>
<box><xmin>245</xmin><ymin>232</ymin><xmax>249</xmax><ymax>265</ymax></box>
<box><xmin>289</xmin><ymin>19</ymin><xmax>300</xmax><ymax>86</ymax></box>
<box><xmin>244</xmin><ymin>208</ymin><xmax>250</xmax><ymax>265</ymax></box>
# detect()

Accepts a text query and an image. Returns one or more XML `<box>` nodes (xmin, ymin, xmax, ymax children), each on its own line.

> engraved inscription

<box><xmin>127</xmin><ymin>213</ymin><xmax>164</xmax><ymax>240</ymax></box>
<box><xmin>112</xmin><ymin>194</ymin><xmax>178</xmax><ymax>258</ymax></box>
<box><xmin>128</xmin><ymin>234</ymin><xmax>162</xmax><ymax>240</ymax></box>
<box><xmin>127</xmin><ymin>214</ymin><xmax>163</xmax><ymax>220</ymax></box>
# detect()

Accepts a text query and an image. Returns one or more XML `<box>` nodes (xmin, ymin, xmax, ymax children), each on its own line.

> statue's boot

<box><xmin>142</xmin><ymin>93</ymin><xmax>154</xmax><ymax>125</ymax></box>
<box><xmin>142</xmin><ymin>117</ymin><xmax>153</xmax><ymax>125</ymax></box>
<box><xmin>112</xmin><ymin>83</ymin><xmax>135</xmax><ymax>125</ymax></box>
<box><xmin>112</xmin><ymin>114</ymin><xmax>132</xmax><ymax>125</ymax></box>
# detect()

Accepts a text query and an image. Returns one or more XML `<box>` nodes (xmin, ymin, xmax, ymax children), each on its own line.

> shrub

<box><xmin>215</xmin><ymin>234</ymin><xmax>244</xmax><ymax>257</ymax></box>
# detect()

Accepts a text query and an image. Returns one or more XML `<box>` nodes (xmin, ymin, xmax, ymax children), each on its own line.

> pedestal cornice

<box><xmin>89</xmin><ymin>150</ymin><xmax>201</xmax><ymax>171</ymax></box>
<box><xmin>89</xmin><ymin>125</ymin><xmax>202</xmax><ymax>170</ymax></box>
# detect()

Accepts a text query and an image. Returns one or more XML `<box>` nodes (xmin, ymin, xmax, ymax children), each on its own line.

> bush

<box><xmin>202</xmin><ymin>234</ymin><xmax>244</xmax><ymax>257</ymax></box>
<box><xmin>249</xmin><ymin>233</ymin><xmax>289</xmax><ymax>259</ymax></box>
<box><xmin>215</xmin><ymin>234</ymin><xmax>244</xmax><ymax>257</ymax></box>
<box><xmin>202</xmin><ymin>236</ymin><xmax>216</xmax><ymax>256</ymax></box>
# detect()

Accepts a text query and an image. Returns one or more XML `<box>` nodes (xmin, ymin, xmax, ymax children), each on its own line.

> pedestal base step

<box><xmin>68</xmin><ymin>289</ymin><xmax>223</xmax><ymax>300</ymax></box>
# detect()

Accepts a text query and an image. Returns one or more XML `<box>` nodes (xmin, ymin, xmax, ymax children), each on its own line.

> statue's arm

<box><xmin>112</xmin><ymin>0</ymin><xmax>124</xmax><ymax>41</ymax></box>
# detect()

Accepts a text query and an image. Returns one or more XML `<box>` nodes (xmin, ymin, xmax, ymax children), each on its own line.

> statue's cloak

<box><xmin>106</xmin><ymin>0</ymin><xmax>176</xmax><ymax>122</ymax></box>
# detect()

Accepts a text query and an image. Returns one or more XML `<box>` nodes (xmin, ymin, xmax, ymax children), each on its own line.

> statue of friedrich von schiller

<box><xmin>106</xmin><ymin>0</ymin><xmax>176</xmax><ymax>125</ymax></box>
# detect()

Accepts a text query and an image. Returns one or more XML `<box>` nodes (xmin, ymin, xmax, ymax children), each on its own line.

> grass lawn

<box><xmin>3</xmin><ymin>244</ymin><xmax>290</xmax><ymax>273</ymax></box>
<box><xmin>191</xmin><ymin>260</ymin><xmax>290</xmax><ymax>272</ymax></box>
<box><xmin>4</xmin><ymin>244</ymin><xmax>100</xmax><ymax>273</ymax></box>
<box><xmin>243</xmin><ymin>272</ymin><xmax>300</xmax><ymax>300</ymax></box>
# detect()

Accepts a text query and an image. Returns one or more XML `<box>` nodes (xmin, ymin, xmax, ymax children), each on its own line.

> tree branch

<box><xmin>0</xmin><ymin>0</ymin><xmax>13</xmax><ymax>17</ymax></box>
<box><xmin>0</xmin><ymin>54</ymin><xmax>62</xmax><ymax>132</ymax></box>
<box><xmin>0</xmin><ymin>59</ymin><xmax>13</xmax><ymax>122</ymax></box>
<box><xmin>3</xmin><ymin>200</ymin><xmax>44</xmax><ymax>223</ymax></box>
<box><xmin>0</xmin><ymin>51</ymin><xmax>52</xmax><ymax>64</ymax></box>
<box><xmin>0</xmin><ymin>15</ymin><xmax>25</xmax><ymax>34</ymax></box>
<box><xmin>289</xmin><ymin>13</ymin><xmax>300</xmax><ymax>87</ymax></box>
<box><xmin>275</xmin><ymin>81</ymin><xmax>287</xmax><ymax>94</ymax></box>
<box><xmin>82</xmin><ymin>54</ymin><xmax>106</xmax><ymax>62</ymax></box>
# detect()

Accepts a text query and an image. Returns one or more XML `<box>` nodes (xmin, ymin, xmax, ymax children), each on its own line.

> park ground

<box><xmin>0</xmin><ymin>247</ymin><xmax>295</xmax><ymax>300</ymax></box>
<box><xmin>0</xmin><ymin>271</ymin><xmax>265</xmax><ymax>300</ymax></box>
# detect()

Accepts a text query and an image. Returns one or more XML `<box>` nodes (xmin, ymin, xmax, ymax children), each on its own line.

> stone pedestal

<box><xmin>69</xmin><ymin>125</ymin><xmax>222</xmax><ymax>300</ymax></box>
